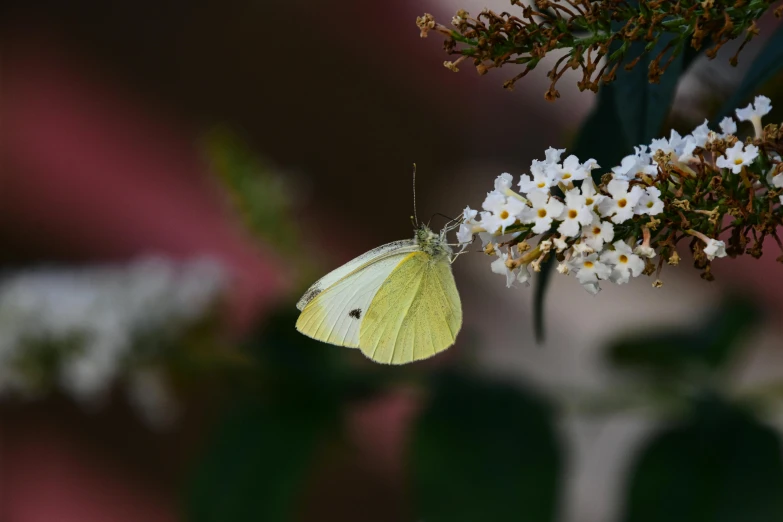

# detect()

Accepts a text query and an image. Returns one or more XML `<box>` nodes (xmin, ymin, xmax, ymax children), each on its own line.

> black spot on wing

<box><xmin>349</xmin><ymin>308</ymin><xmax>362</xmax><ymax>319</ymax></box>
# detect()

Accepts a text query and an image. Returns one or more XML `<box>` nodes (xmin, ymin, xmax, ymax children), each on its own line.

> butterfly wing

<box><xmin>296</xmin><ymin>240</ymin><xmax>417</xmax><ymax>311</ymax></box>
<box><xmin>296</xmin><ymin>241</ymin><xmax>418</xmax><ymax>348</ymax></box>
<box><xmin>359</xmin><ymin>252</ymin><xmax>462</xmax><ymax>364</ymax></box>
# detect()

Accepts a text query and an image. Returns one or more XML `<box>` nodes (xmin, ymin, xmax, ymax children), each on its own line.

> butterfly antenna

<box><xmin>412</xmin><ymin>163</ymin><xmax>420</xmax><ymax>228</ymax></box>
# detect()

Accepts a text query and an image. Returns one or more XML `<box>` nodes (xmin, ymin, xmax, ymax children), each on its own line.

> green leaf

<box><xmin>187</xmin><ymin>401</ymin><xmax>336</xmax><ymax>522</ymax></box>
<box><xmin>411</xmin><ymin>373</ymin><xmax>561</xmax><ymax>522</ymax></box>
<box><xmin>715</xmin><ymin>25</ymin><xmax>783</xmax><ymax>122</ymax></box>
<box><xmin>607</xmin><ymin>295</ymin><xmax>760</xmax><ymax>376</ymax></box>
<box><xmin>613</xmin><ymin>36</ymin><xmax>686</xmax><ymax>146</ymax></box>
<box><xmin>621</xmin><ymin>398</ymin><xmax>783</xmax><ymax>522</ymax></box>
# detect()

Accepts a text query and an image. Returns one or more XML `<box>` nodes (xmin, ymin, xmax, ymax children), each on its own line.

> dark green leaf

<box><xmin>715</xmin><ymin>25</ymin><xmax>783</xmax><ymax>122</ymax></box>
<box><xmin>622</xmin><ymin>398</ymin><xmax>783</xmax><ymax>522</ymax></box>
<box><xmin>613</xmin><ymin>36</ymin><xmax>686</xmax><ymax>146</ymax></box>
<box><xmin>607</xmin><ymin>294</ymin><xmax>760</xmax><ymax>376</ymax></box>
<box><xmin>533</xmin><ymin>255</ymin><xmax>556</xmax><ymax>343</ymax></box>
<box><xmin>411</xmin><ymin>373</ymin><xmax>561</xmax><ymax>522</ymax></box>
<box><xmin>187</xmin><ymin>401</ymin><xmax>336</xmax><ymax>522</ymax></box>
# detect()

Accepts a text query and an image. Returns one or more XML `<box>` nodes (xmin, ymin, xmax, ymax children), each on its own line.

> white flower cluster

<box><xmin>458</xmin><ymin>95</ymin><xmax>776</xmax><ymax>294</ymax></box>
<box><xmin>0</xmin><ymin>256</ymin><xmax>225</xmax><ymax>426</ymax></box>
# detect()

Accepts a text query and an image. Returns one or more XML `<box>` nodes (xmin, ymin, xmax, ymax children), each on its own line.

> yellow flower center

<box><xmin>537</xmin><ymin>182</ymin><xmax>546</xmax><ymax>188</ymax></box>
<box><xmin>584</xmin><ymin>261</ymin><xmax>594</xmax><ymax>268</ymax></box>
<box><xmin>646</xmin><ymin>201</ymin><xmax>654</xmax><ymax>208</ymax></box>
<box><xmin>592</xmin><ymin>226</ymin><xmax>601</xmax><ymax>235</ymax></box>
<box><xmin>500</xmin><ymin>210</ymin><xmax>510</xmax><ymax>219</ymax></box>
<box><xmin>537</xmin><ymin>209</ymin><xmax>547</xmax><ymax>218</ymax></box>
<box><xmin>734</xmin><ymin>158</ymin><xmax>743</xmax><ymax>165</ymax></box>
<box><xmin>562</xmin><ymin>173</ymin><xmax>572</xmax><ymax>179</ymax></box>
<box><xmin>619</xmin><ymin>255</ymin><xmax>628</xmax><ymax>263</ymax></box>
<box><xmin>568</xmin><ymin>209</ymin><xmax>578</xmax><ymax>219</ymax></box>
<box><xmin>585</xmin><ymin>197</ymin><xmax>594</xmax><ymax>205</ymax></box>
<box><xmin>618</xmin><ymin>198</ymin><xmax>627</xmax><ymax>208</ymax></box>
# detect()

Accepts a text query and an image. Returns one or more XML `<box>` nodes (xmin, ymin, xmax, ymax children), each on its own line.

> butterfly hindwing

<box><xmin>359</xmin><ymin>251</ymin><xmax>462</xmax><ymax>364</ymax></box>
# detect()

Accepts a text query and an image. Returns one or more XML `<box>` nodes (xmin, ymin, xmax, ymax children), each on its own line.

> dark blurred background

<box><xmin>2</xmin><ymin>2</ymin><xmax>783</xmax><ymax>522</ymax></box>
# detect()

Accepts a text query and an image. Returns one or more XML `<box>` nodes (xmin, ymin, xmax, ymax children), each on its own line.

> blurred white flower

<box><xmin>0</xmin><ymin>257</ymin><xmax>225</xmax><ymax>425</ymax></box>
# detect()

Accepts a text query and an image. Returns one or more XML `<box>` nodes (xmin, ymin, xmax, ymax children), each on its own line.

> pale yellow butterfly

<box><xmin>295</xmin><ymin>222</ymin><xmax>463</xmax><ymax>364</ymax></box>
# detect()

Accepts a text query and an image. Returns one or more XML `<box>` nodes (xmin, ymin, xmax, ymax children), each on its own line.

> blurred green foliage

<box><xmin>205</xmin><ymin>128</ymin><xmax>299</xmax><ymax>254</ymax></box>
<box><xmin>411</xmin><ymin>373</ymin><xmax>560</xmax><ymax>522</ymax></box>
<box><xmin>622</xmin><ymin>398</ymin><xmax>783</xmax><ymax>522</ymax></box>
<box><xmin>188</xmin><ymin>288</ymin><xmax>781</xmax><ymax>521</ymax></box>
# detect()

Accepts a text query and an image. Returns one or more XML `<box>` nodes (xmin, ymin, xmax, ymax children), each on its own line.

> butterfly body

<box><xmin>295</xmin><ymin>225</ymin><xmax>462</xmax><ymax>364</ymax></box>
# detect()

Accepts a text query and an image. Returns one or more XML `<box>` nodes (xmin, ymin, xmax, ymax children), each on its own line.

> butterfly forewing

<box><xmin>296</xmin><ymin>240</ymin><xmax>417</xmax><ymax>311</ymax></box>
<box><xmin>295</xmin><ymin>246</ymin><xmax>416</xmax><ymax>347</ymax></box>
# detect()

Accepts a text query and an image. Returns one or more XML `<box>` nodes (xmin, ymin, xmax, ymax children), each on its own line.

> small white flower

<box><xmin>544</xmin><ymin>147</ymin><xmax>566</xmax><ymax>164</ymax></box>
<box><xmin>582</xmin><ymin>158</ymin><xmax>600</xmax><ymax>172</ymax></box>
<box><xmin>600</xmin><ymin>241</ymin><xmax>646</xmax><ymax>284</ymax></box>
<box><xmin>634</xmin><ymin>245</ymin><xmax>656</xmax><ymax>259</ymax></box>
<box><xmin>634</xmin><ymin>186</ymin><xmax>664</xmax><ymax>216</ymax></box>
<box><xmin>553</xmin><ymin>236</ymin><xmax>568</xmax><ymax>253</ymax></box>
<box><xmin>482</xmin><ymin>193</ymin><xmax>526</xmax><ymax>234</ymax></box>
<box><xmin>690</xmin><ymin>119</ymin><xmax>711</xmax><ymax>148</ymax></box>
<box><xmin>677</xmin><ymin>137</ymin><xmax>698</xmax><ymax>163</ymax></box>
<box><xmin>555</xmin><ymin>155</ymin><xmax>588</xmax><ymax>183</ymax></box>
<box><xmin>494</xmin><ymin>172</ymin><xmax>514</xmax><ymax>193</ymax></box>
<box><xmin>612</xmin><ymin>146</ymin><xmax>657</xmax><ymax>180</ymax></box>
<box><xmin>580</xmin><ymin>178</ymin><xmax>605</xmax><ymax>213</ymax></box>
<box><xmin>521</xmin><ymin>192</ymin><xmax>565</xmax><ymax>234</ymax></box>
<box><xmin>582</xmin><ymin>282</ymin><xmax>601</xmax><ymax>295</ymax></box>
<box><xmin>719</xmin><ymin>116</ymin><xmax>737</xmax><ymax>136</ymax></box>
<box><xmin>770</xmin><ymin>170</ymin><xmax>783</xmax><ymax>189</ymax></box>
<box><xmin>716</xmin><ymin>141</ymin><xmax>759</xmax><ymax>174</ymax></box>
<box><xmin>572</xmin><ymin>241</ymin><xmax>595</xmax><ymax>256</ymax></box>
<box><xmin>490</xmin><ymin>250</ymin><xmax>530</xmax><ymax>288</ymax></box>
<box><xmin>736</xmin><ymin>95</ymin><xmax>772</xmax><ymax>138</ymax></box>
<box><xmin>518</xmin><ymin>160</ymin><xmax>556</xmax><ymax>194</ymax></box>
<box><xmin>463</xmin><ymin>206</ymin><xmax>478</xmax><ymax>222</ymax></box>
<box><xmin>703</xmin><ymin>239</ymin><xmax>727</xmax><ymax>260</ymax></box>
<box><xmin>457</xmin><ymin>224</ymin><xmax>474</xmax><ymax>245</ymax></box>
<box><xmin>736</xmin><ymin>95</ymin><xmax>772</xmax><ymax>122</ymax></box>
<box><xmin>582</xmin><ymin>218</ymin><xmax>615</xmax><ymax>251</ymax></box>
<box><xmin>599</xmin><ymin>179</ymin><xmax>644</xmax><ymax>224</ymax></box>
<box><xmin>557</xmin><ymin>188</ymin><xmax>593</xmax><ymax>237</ymax></box>
<box><xmin>556</xmin><ymin>262</ymin><xmax>569</xmax><ymax>275</ymax></box>
<box><xmin>567</xmin><ymin>253</ymin><xmax>612</xmax><ymax>285</ymax></box>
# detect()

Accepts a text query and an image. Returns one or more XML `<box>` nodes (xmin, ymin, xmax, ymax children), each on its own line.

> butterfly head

<box><xmin>415</xmin><ymin>225</ymin><xmax>452</xmax><ymax>259</ymax></box>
